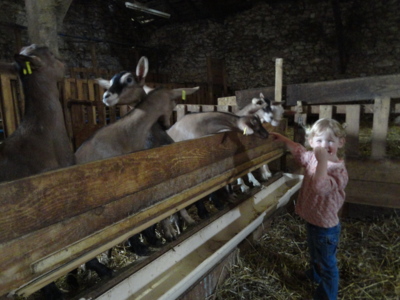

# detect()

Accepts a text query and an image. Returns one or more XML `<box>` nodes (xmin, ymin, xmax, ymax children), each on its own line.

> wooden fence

<box><xmin>0</xmin><ymin>129</ymin><xmax>285</xmax><ymax>298</ymax></box>
<box><xmin>235</xmin><ymin>74</ymin><xmax>400</xmax><ymax>210</ymax></box>
<box><xmin>0</xmin><ymin>71</ymin><xmax>399</xmax><ymax>298</ymax></box>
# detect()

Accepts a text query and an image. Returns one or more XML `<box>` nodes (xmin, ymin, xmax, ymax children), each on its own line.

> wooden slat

<box><xmin>346</xmin><ymin>180</ymin><xmax>400</xmax><ymax>208</ymax></box>
<box><xmin>0</xmin><ymin>133</ymin><xmax>283</xmax><ymax>296</ymax></box>
<box><xmin>87</xmin><ymin>79</ymin><xmax>97</xmax><ymax>125</ymax></box>
<box><xmin>0</xmin><ymin>74</ymin><xmax>17</xmax><ymax>136</ymax></box>
<box><xmin>371</xmin><ymin>97</ymin><xmax>390</xmax><ymax>159</ymax></box>
<box><xmin>319</xmin><ymin>105</ymin><xmax>333</xmax><ymax>119</ymax></box>
<box><xmin>345</xmin><ymin>105</ymin><xmax>360</xmax><ymax>157</ymax></box>
<box><xmin>275</xmin><ymin>58</ymin><xmax>283</xmax><ymax>102</ymax></box>
<box><xmin>346</xmin><ymin>159</ymin><xmax>400</xmax><ymax>184</ymax></box>
<box><xmin>175</xmin><ymin>104</ymin><xmax>187</xmax><ymax>121</ymax></box>
<box><xmin>286</xmin><ymin>74</ymin><xmax>400</xmax><ymax>105</ymax></box>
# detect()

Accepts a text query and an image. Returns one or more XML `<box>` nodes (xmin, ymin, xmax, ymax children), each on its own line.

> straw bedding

<box><xmin>211</xmin><ymin>212</ymin><xmax>400</xmax><ymax>300</ymax></box>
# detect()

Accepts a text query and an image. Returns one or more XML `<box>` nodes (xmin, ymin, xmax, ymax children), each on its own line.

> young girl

<box><xmin>271</xmin><ymin>118</ymin><xmax>348</xmax><ymax>300</ymax></box>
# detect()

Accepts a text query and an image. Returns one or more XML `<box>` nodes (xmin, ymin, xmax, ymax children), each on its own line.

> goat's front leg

<box><xmin>160</xmin><ymin>214</ymin><xmax>180</xmax><ymax>242</ymax></box>
<box><xmin>237</xmin><ymin>177</ymin><xmax>250</xmax><ymax>193</ymax></box>
<box><xmin>247</xmin><ymin>172</ymin><xmax>261</xmax><ymax>187</ymax></box>
<box><xmin>179</xmin><ymin>208</ymin><xmax>195</xmax><ymax>226</ymax></box>
<box><xmin>260</xmin><ymin>164</ymin><xmax>272</xmax><ymax>181</ymax></box>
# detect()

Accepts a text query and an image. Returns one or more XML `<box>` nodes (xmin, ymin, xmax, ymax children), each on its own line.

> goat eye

<box><xmin>126</xmin><ymin>77</ymin><xmax>133</xmax><ymax>84</ymax></box>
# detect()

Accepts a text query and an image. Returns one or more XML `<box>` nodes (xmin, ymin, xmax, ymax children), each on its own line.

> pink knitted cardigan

<box><xmin>292</xmin><ymin>144</ymin><xmax>349</xmax><ymax>228</ymax></box>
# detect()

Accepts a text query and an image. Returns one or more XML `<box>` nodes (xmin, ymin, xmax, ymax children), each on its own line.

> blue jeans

<box><xmin>306</xmin><ymin>222</ymin><xmax>341</xmax><ymax>300</ymax></box>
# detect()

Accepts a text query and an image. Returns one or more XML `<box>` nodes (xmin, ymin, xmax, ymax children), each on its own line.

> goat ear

<box><xmin>136</xmin><ymin>56</ymin><xmax>149</xmax><ymax>83</ymax></box>
<box><xmin>238</xmin><ymin>118</ymin><xmax>255</xmax><ymax>135</ymax></box>
<box><xmin>96</xmin><ymin>78</ymin><xmax>111</xmax><ymax>89</ymax></box>
<box><xmin>259</xmin><ymin>92</ymin><xmax>264</xmax><ymax>99</ymax></box>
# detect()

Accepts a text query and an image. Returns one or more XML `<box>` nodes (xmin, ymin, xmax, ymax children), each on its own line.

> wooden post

<box><xmin>275</xmin><ymin>58</ymin><xmax>283</xmax><ymax>102</ymax></box>
<box><xmin>0</xmin><ymin>74</ymin><xmax>17</xmax><ymax>136</ymax></box>
<box><xmin>345</xmin><ymin>105</ymin><xmax>360</xmax><ymax>157</ymax></box>
<box><xmin>319</xmin><ymin>105</ymin><xmax>333</xmax><ymax>119</ymax></box>
<box><xmin>371</xmin><ymin>97</ymin><xmax>390</xmax><ymax>159</ymax></box>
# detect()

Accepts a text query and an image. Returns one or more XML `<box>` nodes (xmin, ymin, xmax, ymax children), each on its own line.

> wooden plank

<box><xmin>62</xmin><ymin>78</ymin><xmax>75</xmax><ymax>140</ymax></box>
<box><xmin>371</xmin><ymin>97</ymin><xmax>390</xmax><ymax>159</ymax></box>
<box><xmin>0</xmin><ymin>133</ymin><xmax>283</xmax><ymax>295</ymax></box>
<box><xmin>345</xmin><ymin>105</ymin><xmax>360</xmax><ymax>157</ymax></box>
<box><xmin>201</xmin><ymin>105</ymin><xmax>216</xmax><ymax>112</ymax></box>
<box><xmin>275</xmin><ymin>58</ymin><xmax>283</xmax><ymax>102</ymax></box>
<box><xmin>0</xmin><ymin>74</ymin><xmax>17</xmax><ymax>136</ymax></box>
<box><xmin>319</xmin><ymin>105</ymin><xmax>333</xmax><ymax>119</ymax></box>
<box><xmin>175</xmin><ymin>104</ymin><xmax>187</xmax><ymax>121</ymax></box>
<box><xmin>87</xmin><ymin>79</ymin><xmax>97</xmax><ymax>125</ymax></box>
<box><xmin>346</xmin><ymin>179</ymin><xmax>400</xmax><ymax>208</ymax></box>
<box><xmin>0</xmin><ymin>134</ymin><xmax>280</xmax><ymax>243</ymax></box>
<box><xmin>346</xmin><ymin>158</ymin><xmax>400</xmax><ymax>184</ymax></box>
<box><xmin>286</xmin><ymin>74</ymin><xmax>400</xmax><ymax>105</ymax></box>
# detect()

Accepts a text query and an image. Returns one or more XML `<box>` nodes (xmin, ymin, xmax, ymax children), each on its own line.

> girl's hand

<box><xmin>270</xmin><ymin>132</ymin><xmax>284</xmax><ymax>142</ymax></box>
<box><xmin>314</xmin><ymin>146</ymin><xmax>329</xmax><ymax>163</ymax></box>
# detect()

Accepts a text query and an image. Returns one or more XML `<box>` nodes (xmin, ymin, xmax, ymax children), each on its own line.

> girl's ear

<box><xmin>338</xmin><ymin>137</ymin><xmax>345</xmax><ymax>148</ymax></box>
<box><xmin>308</xmin><ymin>137</ymin><xmax>315</xmax><ymax>148</ymax></box>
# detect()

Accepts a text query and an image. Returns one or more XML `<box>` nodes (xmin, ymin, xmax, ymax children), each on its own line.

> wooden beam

<box><xmin>285</xmin><ymin>74</ymin><xmax>400</xmax><ymax>105</ymax></box>
<box><xmin>371</xmin><ymin>97</ymin><xmax>390</xmax><ymax>159</ymax></box>
<box><xmin>345</xmin><ymin>105</ymin><xmax>360</xmax><ymax>157</ymax></box>
<box><xmin>0</xmin><ymin>133</ymin><xmax>284</xmax><ymax>295</ymax></box>
<box><xmin>275</xmin><ymin>58</ymin><xmax>283</xmax><ymax>102</ymax></box>
<box><xmin>346</xmin><ymin>180</ymin><xmax>400</xmax><ymax>208</ymax></box>
<box><xmin>0</xmin><ymin>74</ymin><xmax>18</xmax><ymax>136</ymax></box>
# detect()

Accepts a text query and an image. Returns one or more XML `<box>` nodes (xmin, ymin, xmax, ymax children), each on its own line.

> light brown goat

<box><xmin>0</xmin><ymin>45</ymin><xmax>75</xmax><ymax>299</ymax></box>
<box><xmin>0</xmin><ymin>44</ymin><xmax>75</xmax><ymax>181</ymax></box>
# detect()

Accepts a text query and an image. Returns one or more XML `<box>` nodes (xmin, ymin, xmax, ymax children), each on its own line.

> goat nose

<box><xmin>104</xmin><ymin>92</ymin><xmax>110</xmax><ymax>99</ymax></box>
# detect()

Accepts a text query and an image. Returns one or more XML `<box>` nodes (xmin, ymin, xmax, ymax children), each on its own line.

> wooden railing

<box><xmin>0</xmin><ymin>131</ymin><xmax>284</xmax><ymax>298</ymax></box>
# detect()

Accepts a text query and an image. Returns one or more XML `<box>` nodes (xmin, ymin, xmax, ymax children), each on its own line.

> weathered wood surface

<box><xmin>0</xmin><ymin>74</ymin><xmax>23</xmax><ymax>137</ymax></box>
<box><xmin>345</xmin><ymin>159</ymin><xmax>400</xmax><ymax>208</ymax></box>
<box><xmin>235</xmin><ymin>74</ymin><xmax>400</xmax><ymax>106</ymax></box>
<box><xmin>0</xmin><ymin>131</ymin><xmax>283</xmax><ymax>296</ymax></box>
<box><xmin>286</xmin><ymin>74</ymin><xmax>400</xmax><ymax>105</ymax></box>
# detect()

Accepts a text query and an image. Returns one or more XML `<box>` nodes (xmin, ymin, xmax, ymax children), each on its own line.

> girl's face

<box><xmin>309</xmin><ymin>129</ymin><xmax>345</xmax><ymax>158</ymax></box>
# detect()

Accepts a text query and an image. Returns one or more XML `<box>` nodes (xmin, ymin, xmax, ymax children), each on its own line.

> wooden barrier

<box><xmin>0</xmin><ymin>73</ymin><xmax>23</xmax><ymax>139</ymax></box>
<box><xmin>235</xmin><ymin>74</ymin><xmax>400</xmax><ymax>210</ymax></box>
<box><xmin>0</xmin><ymin>131</ymin><xmax>284</xmax><ymax>298</ymax></box>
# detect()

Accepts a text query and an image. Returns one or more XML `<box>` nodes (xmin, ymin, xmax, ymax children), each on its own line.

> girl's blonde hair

<box><xmin>306</xmin><ymin>118</ymin><xmax>346</xmax><ymax>140</ymax></box>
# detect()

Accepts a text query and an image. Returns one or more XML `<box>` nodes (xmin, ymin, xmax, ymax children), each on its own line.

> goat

<box><xmin>0</xmin><ymin>45</ymin><xmax>76</xmax><ymax>299</ymax></box>
<box><xmin>0</xmin><ymin>45</ymin><xmax>75</xmax><ymax>182</ymax></box>
<box><xmin>235</xmin><ymin>93</ymin><xmax>285</xmax><ymax>192</ymax></box>
<box><xmin>167</xmin><ymin>111</ymin><xmax>268</xmax><ymax>141</ymax></box>
<box><xmin>75</xmin><ymin>67</ymin><xmax>199</xmax><ymax>257</ymax></box>
<box><xmin>96</xmin><ymin>71</ymin><xmax>196</xmax><ymax>245</ymax></box>
<box><xmin>166</xmin><ymin>111</ymin><xmax>269</xmax><ymax>219</ymax></box>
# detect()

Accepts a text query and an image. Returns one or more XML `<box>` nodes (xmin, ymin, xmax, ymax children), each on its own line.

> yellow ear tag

<box><xmin>182</xmin><ymin>90</ymin><xmax>186</xmax><ymax>100</ymax></box>
<box><xmin>243</xmin><ymin>126</ymin><xmax>247</xmax><ymax>135</ymax></box>
<box><xmin>24</xmin><ymin>61</ymin><xmax>32</xmax><ymax>75</ymax></box>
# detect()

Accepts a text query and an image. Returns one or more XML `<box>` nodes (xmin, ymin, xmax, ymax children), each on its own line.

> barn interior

<box><xmin>0</xmin><ymin>0</ymin><xmax>399</xmax><ymax>299</ymax></box>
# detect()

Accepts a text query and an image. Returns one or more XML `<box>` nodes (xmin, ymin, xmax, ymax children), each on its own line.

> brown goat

<box><xmin>0</xmin><ymin>44</ymin><xmax>75</xmax><ymax>183</ymax></box>
<box><xmin>0</xmin><ymin>45</ymin><xmax>75</xmax><ymax>298</ymax></box>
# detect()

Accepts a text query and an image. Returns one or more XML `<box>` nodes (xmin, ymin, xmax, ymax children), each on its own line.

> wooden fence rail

<box><xmin>0</xmin><ymin>131</ymin><xmax>283</xmax><ymax>297</ymax></box>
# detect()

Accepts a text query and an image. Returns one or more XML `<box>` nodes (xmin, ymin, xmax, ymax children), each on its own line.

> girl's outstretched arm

<box><xmin>270</xmin><ymin>132</ymin><xmax>299</xmax><ymax>154</ymax></box>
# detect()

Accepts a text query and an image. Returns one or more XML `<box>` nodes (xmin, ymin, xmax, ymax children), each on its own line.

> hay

<box><xmin>212</xmin><ymin>212</ymin><xmax>400</xmax><ymax>300</ymax></box>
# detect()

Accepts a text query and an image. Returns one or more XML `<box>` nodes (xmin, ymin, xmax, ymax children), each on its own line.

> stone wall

<box><xmin>0</xmin><ymin>0</ymin><xmax>399</xmax><ymax>93</ymax></box>
<box><xmin>139</xmin><ymin>0</ymin><xmax>400</xmax><ymax>91</ymax></box>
